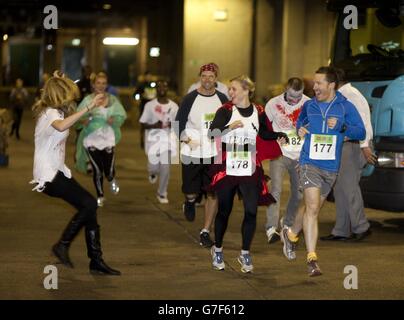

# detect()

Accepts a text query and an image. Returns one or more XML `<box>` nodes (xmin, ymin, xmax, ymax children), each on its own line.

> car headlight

<box><xmin>377</xmin><ymin>152</ymin><xmax>404</xmax><ymax>168</ymax></box>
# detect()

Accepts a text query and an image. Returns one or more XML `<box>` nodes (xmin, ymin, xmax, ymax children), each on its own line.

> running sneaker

<box><xmin>237</xmin><ymin>253</ymin><xmax>254</xmax><ymax>273</ymax></box>
<box><xmin>280</xmin><ymin>217</ymin><xmax>290</xmax><ymax>232</ymax></box>
<box><xmin>148</xmin><ymin>174</ymin><xmax>157</xmax><ymax>184</ymax></box>
<box><xmin>211</xmin><ymin>246</ymin><xmax>225</xmax><ymax>270</ymax></box>
<box><xmin>156</xmin><ymin>194</ymin><xmax>169</xmax><ymax>204</ymax></box>
<box><xmin>200</xmin><ymin>231</ymin><xmax>214</xmax><ymax>247</ymax></box>
<box><xmin>110</xmin><ymin>179</ymin><xmax>120</xmax><ymax>195</ymax></box>
<box><xmin>266</xmin><ymin>226</ymin><xmax>280</xmax><ymax>244</ymax></box>
<box><xmin>97</xmin><ymin>197</ymin><xmax>105</xmax><ymax>207</ymax></box>
<box><xmin>86</xmin><ymin>162</ymin><xmax>93</xmax><ymax>175</ymax></box>
<box><xmin>195</xmin><ymin>193</ymin><xmax>205</xmax><ymax>207</ymax></box>
<box><xmin>307</xmin><ymin>259</ymin><xmax>322</xmax><ymax>277</ymax></box>
<box><xmin>280</xmin><ymin>228</ymin><xmax>297</xmax><ymax>260</ymax></box>
<box><xmin>183</xmin><ymin>200</ymin><xmax>196</xmax><ymax>221</ymax></box>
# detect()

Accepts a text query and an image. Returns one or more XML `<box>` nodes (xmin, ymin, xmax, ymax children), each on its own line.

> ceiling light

<box><xmin>103</xmin><ymin>37</ymin><xmax>139</xmax><ymax>46</ymax></box>
<box><xmin>213</xmin><ymin>9</ymin><xmax>228</xmax><ymax>21</ymax></box>
<box><xmin>149</xmin><ymin>47</ymin><xmax>160</xmax><ymax>57</ymax></box>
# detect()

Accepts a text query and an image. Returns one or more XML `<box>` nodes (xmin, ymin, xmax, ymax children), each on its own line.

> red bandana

<box><xmin>199</xmin><ymin>63</ymin><xmax>218</xmax><ymax>76</ymax></box>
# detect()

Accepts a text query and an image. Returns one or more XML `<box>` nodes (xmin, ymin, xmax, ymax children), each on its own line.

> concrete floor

<box><xmin>1</xmin><ymin>112</ymin><xmax>404</xmax><ymax>300</ymax></box>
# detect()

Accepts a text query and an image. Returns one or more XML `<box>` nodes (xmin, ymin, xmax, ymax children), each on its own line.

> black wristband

<box><xmin>340</xmin><ymin>124</ymin><xmax>347</xmax><ymax>133</ymax></box>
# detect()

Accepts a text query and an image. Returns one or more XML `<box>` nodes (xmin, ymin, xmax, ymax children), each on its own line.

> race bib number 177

<box><xmin>309</xmin><ymin>134</ymin><xmax>337</xmax><ymax>160</ymax></box>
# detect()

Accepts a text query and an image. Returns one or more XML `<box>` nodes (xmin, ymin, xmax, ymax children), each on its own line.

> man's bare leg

<box><xmin>203</xmin><ymin>194</ymin><xmax>218</xmax><ymax>231</ymax></box>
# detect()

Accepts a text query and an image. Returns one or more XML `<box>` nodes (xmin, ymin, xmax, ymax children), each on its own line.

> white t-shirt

<box><xmin>222</xmin><ymin>106</ymin><xmax>259</xmax><ymax>176</ymax></box>
<box><xmin>221</xmin><ymin>105</ymin><xmax>259</xmax><ymax>146</ymax></box>
<box><xmin>181</xmin><ymin>93</ymin><xmax>223</xmax><ymax>158</ymax></box>
<box><xmin>265</xmin><ymin>93</ymin><xmax>310</xmax><ymax>160</ymax></box>
<box><xmin>139</xmin><ymin>98</ymin><xmax>179</xmax><ymax>156</ymax></box>
<box><xmin>338</xmin><ymin>83</ymin><xmax>373</xmax><ymax>148</ymax></box>
<box><xmin>187</xmin><ymin>81</ymin><xmax>229</xmax><ymax>99</ymax></box>
<box><xmin>83</xmin><ymin>107</ymin><xmax>116</xmax><ymax>150</ymax></box>
<box><xmin>31</xmin><ymin>108</ymin><xmax>71</xmax><ymax>191</ymax></box>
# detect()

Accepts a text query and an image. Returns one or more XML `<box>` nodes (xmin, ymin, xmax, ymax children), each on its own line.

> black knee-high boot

<box><xmin>85</xmin><ymin>226</ymin><xmax>121</xmax><ymax>276</ymax></box>
<box><xmin>52</xmin><ymin>213</ymin><xmax>86</xmax><ymax>268</ymax></box>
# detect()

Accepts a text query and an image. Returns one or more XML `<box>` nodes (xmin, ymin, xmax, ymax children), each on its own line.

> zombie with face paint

<box><xmin>280</xmin><ymin>66</ymin><xmax>365</xmax><ymax>277</ymax></box>
<box><xmin>264</xmin><ymin>78</ymin><xmax>310</xmax><ymax>245</ymax></box>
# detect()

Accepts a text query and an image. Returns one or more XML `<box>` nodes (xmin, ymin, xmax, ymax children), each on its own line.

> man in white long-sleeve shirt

<box><xmin>321</xmin><ymin>68</ymin><xmax>377</xmax><ymax>242</ymax></box>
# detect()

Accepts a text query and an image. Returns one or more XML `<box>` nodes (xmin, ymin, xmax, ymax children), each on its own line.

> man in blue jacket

<box><xmin>280</xmin><ymin>66</ymin><xmax>366</xmax><ymax>277</ymax></box>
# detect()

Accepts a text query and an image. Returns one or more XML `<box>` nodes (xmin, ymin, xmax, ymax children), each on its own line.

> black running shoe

<box><xmin>183</xmin><ymin>200</ymin><xmax>196</xmax><ymax>221</ymax></box>
<box><xmin>199</xmin><ymin>231</ymin><xmax>214</xmax><ymax>247</ymax></box>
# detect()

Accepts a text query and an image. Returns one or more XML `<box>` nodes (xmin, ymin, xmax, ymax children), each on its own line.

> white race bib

<box><xmin>309</xmin><ymin>134</ymin><xmax>337</xmax><ymax>160</ymax></box>
<box><xmin>283</xmin><ymin>129</ymin><xmax>304</xmax><ymax>152</ymax></box>
<box><xmin>222</xmin><ymin>128</ymin><xmax>256</xmax><ymax>146</ymax></box>
<box><xmin>226</xmin><ymin>151</ymin><xmax>254</xmax><ymax>176</ymax></box>
<box><xmin>201</xmin><ymin>113</ymin><xmax>216</xmax><ymax>133</ymax></box>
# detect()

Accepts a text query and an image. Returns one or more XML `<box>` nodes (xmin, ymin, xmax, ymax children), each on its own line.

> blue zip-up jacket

<box><xmin>296</xmin><ymin>91</ymin><xmax>365</xmax><ymax>172</ymax></box>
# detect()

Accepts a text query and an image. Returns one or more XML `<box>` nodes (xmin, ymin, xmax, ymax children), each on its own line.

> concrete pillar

<box><xmin>1</xmin><ymin>40</ymin><xmax>10</xmax><ymax>85</ymax></box>
<box><xmin>183</xmin><ymin>0</ymin><xmax>253</xmax><ymax>94</ymax></box>
<box><xmin>139</xmin><ymin>17</ymin><xmax>148</xmax><ymax>76</ymax></box>
<box><xmin>281</xmin><ymin>0</ymin><xmax>306</xmax><ymax>82</ymax></box>
<box><xmin>302</xmin><ymin>0</ymin><xmax>335</xmax><ymax>77</ymax></box>
<box><xmin>254</xmin><ymin>0</ymin><xmax>282</xmax><ymax>100</ymax></box>
<box><xmin>89</xmin><ymin>28</ymin><xmax>97</xmax><ymax>70</ymax></box>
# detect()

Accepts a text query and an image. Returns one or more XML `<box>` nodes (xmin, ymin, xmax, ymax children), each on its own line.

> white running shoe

<box><xmin>97</xmin><ymin>197</ymin><xmax>105</xmax><ymax>207</ymax></box>
<box><xmin>211</xmin><ymin>246</ymin><xmax>225</xmax><ymax>271</ymax></box>
<box><xmin>266</xmin><ymin>226</ymin><xmax>281</xmax><ymax>244</ymax></box>
<box><xmin>156</xmin><ymin>194</ymin><xmax>169</xmax><ymax>204</ymax></box>
<box><xmin>148</xmin><ymin>174</ymin><xmax>157</xmax><ymax>184</ymax></box>
<box><xmin>110</xmin><ymin>179</ymin><xmax>120</xmax><ymax>194</ymax></box>
<box><xmin>237</xmin><ymin>253</ymin><xmax>253</xmax><ymax>273</ymax></box>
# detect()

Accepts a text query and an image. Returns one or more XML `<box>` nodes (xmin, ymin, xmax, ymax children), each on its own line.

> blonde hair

<box><xmin>32</xmin><ymin>71</ymin><xmax>79</xmax><ymax>118</ymax></box>
<box><xmin>94</xmin><ymin>72</ymin><xmax>108</xmax><ymax>83</ymax></box>
<box><xmin>230</xmin><ymin>75</ymin><xmax>255</xmax><ymax>99</ymax></box>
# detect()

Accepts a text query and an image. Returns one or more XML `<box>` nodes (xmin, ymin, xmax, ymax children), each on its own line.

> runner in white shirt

<box><xmin>188</xmin><ymin>81</ymin><xmax>229</xmax><ymax>100</ymax></box>
<box><xmin>175</xmin><ymin>63</ymin><xmax>228</xmax><ymax>247</ymax></box>
<box><xmin>187</xmin><ymin>62</ymin><xmax>229</xmax><ymax>99</ymax></box>
<box><xmin>208</xmin><ymin>75</ymin><xmax>286</xmax><ymax>273</ymax></box>
<box><xmin>31</xmin><ymin>71</ymin><xmax>120</xmax><ymax>275</ymax></box>
<box><xmin>264</xmin><ymin>78</ymin><xmax>310</xmax><ymax>244</ymax></box>
<box><xmin>139</xmin><ymin>80</ymin><xmax>178</xmax><ymax>204</ymax></box>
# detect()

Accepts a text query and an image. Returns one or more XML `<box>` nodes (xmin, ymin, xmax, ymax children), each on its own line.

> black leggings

<box><xmin>86</xmin><ymin>147</ymin><xmax>115</xmax><ymax>197</ymax></box>
<box><xmin>10</xmin><ymin>108</ymin><xmax>23</xmax><ymax>139</ymax></box>
<box><xmin>43</xmin><ymin>171</ymin><xmax>98</xmax><ymax>230</ymax></box>
<box><xmin>214</xmin><ymin>182</ymin><xmax>259</xmax><ymax>251</ymax></box>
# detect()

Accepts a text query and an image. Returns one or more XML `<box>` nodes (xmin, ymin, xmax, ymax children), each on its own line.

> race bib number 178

<box><xmin>226</xmin><ymin>151</ymin><xmax>254</xmax><ymax>176</ymax></box>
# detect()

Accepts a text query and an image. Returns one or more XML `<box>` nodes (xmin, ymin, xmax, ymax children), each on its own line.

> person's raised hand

<box><xmin>229</xmin><ymin>120</ymin><xmax>243</xmax><ymax>130</ymax></box>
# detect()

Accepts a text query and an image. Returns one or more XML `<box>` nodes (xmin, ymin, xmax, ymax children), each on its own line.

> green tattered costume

<box><xmin>75</xmin><ymin>94</ymin><xmax>127</xmax><ymax>173</ymax></box>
